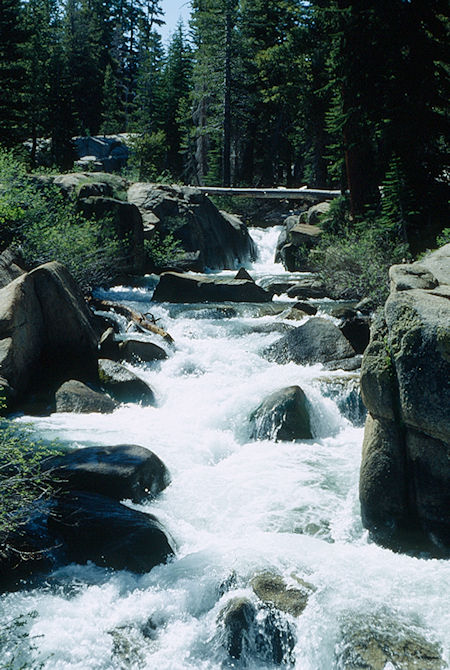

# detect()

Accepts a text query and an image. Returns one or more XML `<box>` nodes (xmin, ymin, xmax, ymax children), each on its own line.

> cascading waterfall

<box><xmin>1</xmin><ymin>227</ymin><xmax>449</xmax><ymax>670</ymax></box>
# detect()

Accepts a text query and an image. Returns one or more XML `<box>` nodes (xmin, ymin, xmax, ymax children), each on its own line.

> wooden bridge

<box><xmin>196</xmin><ymin>186</ymin><xmax>342</xmax><ymax>202</ymax></box>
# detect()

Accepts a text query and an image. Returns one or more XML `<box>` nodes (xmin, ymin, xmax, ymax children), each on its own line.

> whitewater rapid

<box><xmin>2</xmin><ymin>228</ymin><xmax>449</xmax><ymax>669</ymax></box>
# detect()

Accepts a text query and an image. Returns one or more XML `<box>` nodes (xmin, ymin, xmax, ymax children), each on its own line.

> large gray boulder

<box><xmin>275</xmin><ymin>218</ymin><xmax>322</xmax><ymax>271</ymax></box>
<box><xmin>0</xmin><ymin>262</ymin><xmax>98</xmax><ymax>404</ymax></box>
<box><xmin>0</xmin><ymin>247</ymin><xmax>25</xmax><ymax>288</ymax></box>
<box><xmin>73</xmin><ymin>135</ymin><xmax>130</xmax><ymax>172</ymax></box>
<box><xmin>359</xmin><ymin>244</ymin><xmax>450</xmax><ymax>553</ymax></box>
<box><xmin>153</xmin><ymin>272</ymin><xmax>272</xmax><ymax>303</ymax></box>
<box><xmin>128</xmin><ymin>183</ymin><xmax>257</xmax><ymax>271</ymax></box>
<box><xmin>249</xmin><ymin>386</ymin><xmax>312</xmax><ymax>441</ymax></box>
<box><xmin>43</xmin><ymin>444</ymin><xmax>170</xmax><ymax>503</ymax></box>
<box><xmin>264</xmin><ymin>318</ymin><xmax>355</xmax><ymax>366</ymax></box>
<box><xmin>55</xmin><ymin>380</ymin><xmax>117</xmax><ymax>414</ymax></box>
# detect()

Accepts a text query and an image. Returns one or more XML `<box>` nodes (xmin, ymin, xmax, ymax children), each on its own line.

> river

<box><xmin>1</xmin><ymin>227</ymin><xmax>449</xmax><ymax>669</ymax></box>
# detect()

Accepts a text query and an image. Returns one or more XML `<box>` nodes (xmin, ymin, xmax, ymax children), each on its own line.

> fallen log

<box><xmin>89</xmin><ymin>298</ymin><xmax>174</xmax><ymax>344</ymax></box>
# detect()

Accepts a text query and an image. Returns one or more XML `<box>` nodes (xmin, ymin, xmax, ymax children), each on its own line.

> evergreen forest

<box><xmin>0</xmin><ymin>0</ymin><xmax>449</xmax><ymax>251</ymax></box>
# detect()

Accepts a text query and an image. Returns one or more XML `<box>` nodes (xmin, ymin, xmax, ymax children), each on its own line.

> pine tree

<box><xmin>0</xmin><ymin>0</ymin><xmax>28</xmax><ymax>148</ymax></box>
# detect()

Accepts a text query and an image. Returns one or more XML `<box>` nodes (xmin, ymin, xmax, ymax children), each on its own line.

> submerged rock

<box><xmin>264</xmin><ymin>317</ymin><xmax>355</xmax><ymax>366</ymax></box>
<box><xmin>48</xmin><ymin>491</ymin><xmax>174</xmax><ymax>573</ymax></box>
<box><xmin>55</xmin><ymin>380</ymin><xmax>117</xmax><ymax>414</ymax></box>
<box><xmin>335</xmin><ymin>613</ymin><xmax>447</xmax><ymax>670</ymax></box>
<box><xmin>43</xmin><ymin>444</ymin><xmax>170</xmax><ymax>503</ymax></box>
<box><xmin>218</xmin><ymin>596</ymin><xmax>295</xmax><ymax>666</ymax></box>
<box><xmin>249</xmin><ymin>386</ymin><xmax>312</xmax><ymax>441</ymax></box>
<box><xmin>152</xmin><ymin>272</ymin><xmax>272</xmax><ymax>303</ymax></box>
<box><xmin>251</xmin><ymin>572</ymin><xmax>315</xmax><ymax>617</ymax></box>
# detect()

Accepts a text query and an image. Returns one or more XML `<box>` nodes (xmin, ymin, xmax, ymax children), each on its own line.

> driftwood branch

<box><xmin>89</xmin><ymin>298</ymin><xmax>174</xmax><ymax>344</ymax></box>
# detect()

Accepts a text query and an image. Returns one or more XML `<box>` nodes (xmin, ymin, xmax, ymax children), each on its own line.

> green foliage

<box><xmin>128</xmin><ymin>131</ymin><xmax>170</xmax><ymax>182</ymax></box>
<box><xmin>144</xmin><ymin>232</ymin><xmax>183</xmax><ymax>269</ymax></box>
<box><xmin>436</xmin><ymin>228</ymin><xmax>450</xmax><ymax>247</ymax></box>
<box><xmin>310</xmin><ymin>227</ymin><xmax>410</xmax><ymax>307</ymax></box>
<box><xmin>0</xmin><ymin>417</ymin><xmax>62</xmax><ymax>551</ymax></box>
<box><xmin>317</xmin><ymin>195</ymin><xmax>352</xmax><ymax>236</ymax></box>
<box><xmin>0</xmin><ymin>150</ymin><xmax>125</xmax><ymax>291</ymax></box>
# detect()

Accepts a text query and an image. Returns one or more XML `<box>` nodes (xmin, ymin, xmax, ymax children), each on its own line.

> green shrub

<box><xmin>310</xmin><ymin>228</ymin><xmax>410</xmax><ymax>306</ymax></box>
<box><xmin>144</xmin><ymin>232</ymin><xmax>183</xmax><ymax>269</ymax></box>
<box><xmin>436</xmin><ymin>227</ymin><xmax>450</xmax><ymax>247</ymax></box>
<box><xmin>0</xmin><ymin>418</ymin><xmax>62</xmax><ymax>554</ymax></box>
<box><xmin>0</xmin><ymin>149</ymin><xmax>126</xmax><ymax>291</ymax></box>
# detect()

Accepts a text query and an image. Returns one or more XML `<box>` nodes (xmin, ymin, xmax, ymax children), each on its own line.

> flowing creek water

<box><xmin>1</xmin><ymin>227</ymin><xmax>449</xmax><ymax>669</ymax></box>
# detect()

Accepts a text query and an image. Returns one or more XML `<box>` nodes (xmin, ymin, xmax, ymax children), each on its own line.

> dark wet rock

<box><xmin>339</xmin><ymin>316</ymin><xmax>371</xmax><ymax>354</ymax></box>
<box><xmin>152</xmin><ymin>272</ymin><xmax>272</xmax><ymax>303</ymax></box>
<box><xmin>48</xmin><ymin>491</ymin><xmax>174</xmax><ymax>573</ymax></box>
<box><xmin>318</xmin><ymin>375</ymin><xmax>366</xmax><ymax>426</ymax></box>
<box><xmin>359</xmin><ymin>245</ymin><xmax>450</xmax><ymax>553</ymax></box>
<box><xmin>284</xmin><ymin>308</ymin><xmax>310</xmax><ymax>321</ymax></box>
<box><xmin>0</xmin><ymin>262</ymin><xmax>99</xmax><ymax>405</ymax></box>
<box><xmin>218</xmin><ymin>596</ymin><xmax>295</xmax><ymax>666</ymax></box>
<box><xmin>118</xmin><ymin>339</ymin><xmax>168</xmax><ymax>363</ymax></box>
<box><xmin>324</xmin><ymin>355</ymin><xmax>363</xmax><ymax>372</ymax></box>
<box><xmin>234</xmin><ymin>267</ymin><xmax>254</xmax><ymax>281</ymax></box>
<box><xmin>275</xmin><ymin>219</ymin><xmax>322</xmax><ymax>271</ymax></box>
<box><xmin>264</xmin><ymin>318</ymin><xmax>355</xmax><ymax>366</ymax></box>
<box><xmin>336</xmin><ymin>614</ymin><xmax>447</xmax><ymax>670</ymax></box>
<box><xmin>99</xmin><ymin>327</ymin><xmax>121</xmax><ymax>360</ymax></box>
<box><xmin>43</xmin><ymin>444</ymin><xmax>170</xmax><ymax>503</ymax></box>
<box><xmin>355</xmin><ymin>296</ymin><xmax>377</xmax><ymax>315</ymax></box>
<box><xmin>55</xmin><ymin>380</ymin><xmax>117</xmax><ymax>414</ymax></box>
<box><xmin>292</xmin><ymin>302</ymin><xmax>317</xmax><ymax>316</ymax></box>
<box><xmin>286</xmin><ymin>277</ymin><xmax>329</xmax><ymax>299</ymax></box>
<box><xmin>98</xmin><ymin>358</ymin><xmax>156</xmax><ymax>405</ymax></box>
<box><xmin>250</xmin><ymin>386</ymin><xmax>312</xmax><ymax>441</ymax></box>
<box><xmin>251</xmin><ymin>572</ymin><xmax>315</xmax><ymax>617</ymax></box>
<box><xmin>128</xmin><ymin>183</ymin><xmax>256</xmax><ymax>271</ymax></box>
<box><xmin>264</xmin><ymin>281</ymin><xmax>296</xmax><ymax>296</ymax></box>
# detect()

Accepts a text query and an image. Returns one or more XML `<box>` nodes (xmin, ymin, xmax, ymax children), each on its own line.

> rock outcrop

<box><xmin>128</xmin><ymin>183</ymin><xmax>257</xmax><ymax>271</ymax></box>
<box><xmin>55</xmin><ymin>380</ymin><xmax>117</xmax><ymax>414</ymax></box>
<box><xmin>275</xmin><ymin>217</ymin><xmax>322</xmax><ymax>271</ymax></box>
<box><xmin>359</xmin><ymin>244</ymin><xmax>450</xmax><ymax>553</ymax></box>
<box><xmin>153</xmin><ymin>272</ymin><xmax>272</xmax><ymax>303</ymax></box>
<box><xmin>0</xmin><ymin>262</ymin><xmax>99</xmax><ymax>404</ymax></box>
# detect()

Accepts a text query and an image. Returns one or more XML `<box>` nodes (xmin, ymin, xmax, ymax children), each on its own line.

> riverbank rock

<box><xmin>0</xmin><ymin>247</ymin><xmax>25</xmax><ymax>288</ymax></box>
<box><xmin>127</xmin><ymin>183</ymin><xmax>256</xmax><ymax>271</ymax></box>
<box><xmin>48</xmin><ymin>491</ymin><xmax>174</xmax><ymax>573</ymax></box>
<box><xmin>55</xmin><ymin>380</ymin><xmax>118</xmax><ymax>414</ymax></box>
<box><xmin>335</xmin><ymin>614</ymin><xmax>447</xmax><ymax>670</ymax></box>
<box><xmin>275</xmin><ymin>218</ymin><xmax>322</xmax><ymax>271</ymax></box>
<box><xmin>264</xmin><ymin>318</ymin><xmax>355</xmax><ymax>366</ymax></box>
<box><xmin>359</xmin><ymin>244</ymin><xmax>450</xmax><ymax>553</ymax></box>
<box><xmin>77</xmin><ymin>196</ymin><xmax>144</xmax><ymax>274</ymax></box>
<box><xmin>0</xmin><ymin>262</ymin><xmax>98</xmax><ymax>405</ymax></box>
<box><xmin>153</xmin><ymin>272</ymin><xmax>272</xmax><ymax>303</ymax></box>
<box><xmin>98</xmin><ymin>359</ymin><xmax>156</xmax><ymax>406</ymax></box>
<box><xmin>299</xmin><ymin>201</ymin><xmax>330</xmax><ymax>225</ymax></box>
<box><xmin>43</xmin><ymin>444</ymin><xmax>170</xmax><ymax>503</ymax></box>
<box><xmin>249</xmin><ymin>386</ymin><xmax>312</xmax><ymax>441</ymax></box>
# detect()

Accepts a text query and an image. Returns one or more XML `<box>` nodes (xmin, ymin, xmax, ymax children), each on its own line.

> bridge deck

<box><xmin>196</xmin><ymin>186</ymin><xmax>342</xmax><ymax>201</ymax></box>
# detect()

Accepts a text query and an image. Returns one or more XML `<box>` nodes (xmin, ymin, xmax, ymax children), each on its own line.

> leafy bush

<box><xmin>144</xmin><ymin>232</ymin><xmax>183</xmax><ymax>269</ymax></box>
<box><xmin>0</xmin><ymin>150</ymin><xmax>126</xmax><ymax>291</ymax></box>
<box><xmin>310</xmin><ymin>228</ymin><xmax>410</xmax><ymax>306</ymax></box>
<box><xmin>436</xmin><ymin>228</ymin><xmax>450</xmax><ymax>247</ymax></box>
<box><xmin>128</xmin><ymin>131</ymin><xmax>172</xmax><ymax>182</ymax></box>
<box><xmin>0</xmin><ymin>418</ymin><xmax>62</xmax><ymax>554</ymax></box>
